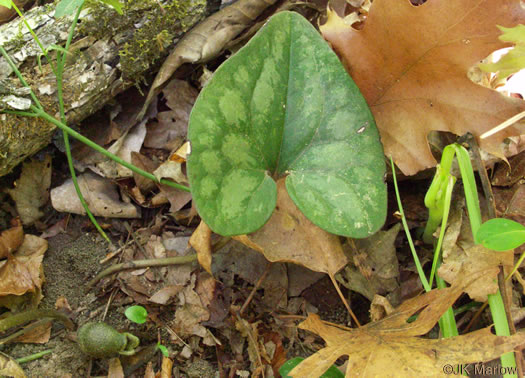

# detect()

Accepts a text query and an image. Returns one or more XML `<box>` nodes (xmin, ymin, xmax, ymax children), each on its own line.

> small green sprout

<box><xmin>125</xmin><ymin>305</ymin><xmax>148</xmax><ymax>324</ymax></box>
<box><xmin>124</xmin><ymin>305</ymin><xmax>170</xmax><ymax>357</ymax></box>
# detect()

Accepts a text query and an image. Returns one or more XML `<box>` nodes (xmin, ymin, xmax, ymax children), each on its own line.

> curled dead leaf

<box><xmin>0</xmin><ymin>219</ymin><xmax>23</xmax><ymax>259</ymax></box>
<box><xmin>189</xmin><ymin>220</ymin><xmax>213</xmax><ymax>275</ymax></box>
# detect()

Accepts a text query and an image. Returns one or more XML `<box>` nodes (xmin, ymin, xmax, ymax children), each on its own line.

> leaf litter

<box><xmin>290</xmin><ymin>270</ymin><xmax>525</xmax><ymax>377</ymax></box>
<box><xmin>3</xmin><ymin>1</ymin><xmax>525</xmax><ymax>376</ymax></box>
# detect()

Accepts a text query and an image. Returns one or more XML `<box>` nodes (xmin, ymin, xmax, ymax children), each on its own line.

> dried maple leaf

<box><xmin>321</xmin><ymin>0</ymin><xmax>525</xmax><ymax>175</ymax></box>
<box><xmin>290</xmin><ymin>270</ymin><xmax>525</xmax><ymax>377</ymax></box>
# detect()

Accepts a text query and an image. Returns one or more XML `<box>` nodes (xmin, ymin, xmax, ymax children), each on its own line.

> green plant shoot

<box><xmin>125</xmin><ymin>305</ymin><xmax>148</xmax><ymax>324</ymax></box>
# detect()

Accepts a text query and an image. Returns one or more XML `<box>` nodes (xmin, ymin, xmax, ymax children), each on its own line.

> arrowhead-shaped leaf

<box><xmin>187</xmin><ymin>11</ymin><xmax>386</xmax><ymax>237</ymax></box>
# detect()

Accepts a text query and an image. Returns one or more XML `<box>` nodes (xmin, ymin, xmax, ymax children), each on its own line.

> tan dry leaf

<box><xmin>0</xmin><ymin>235</ymin><xmax>47</xmax><ymax>297</ymax></box>
<box><xmin>107</xmin><ymin>357</ymin><xmax>125</xmax><ymax>378</ymax></box>
<box><xmin>289</xmin><ymin>270</ymin><xmax>525</xmax><ymax>377</ymax></box>
<box><xmin>438</xmin><ymin>245</ymin><xmax>511</xmax><ymax>302</ymax></box>
<box><xmin>0</xmin><ymin>219</ymin><xmax>23</xmax><ymax>259</ymax></box>
<box><xmin>161</xmin><ymin>356</ymin><xmax>173</xmax><ymax>378</ymax></box>
<box><xmin>138</xmin><ymin>0</ymin><xmax>280</xmax><ymax>119</ymax></box>
<box><xmin>13</xmin><ymin>322</ymin><xmax>51</xmax><ymax>344</ymax></box>
<box><xmin>7</xmin><ymin>155</ymin><xmax>52</xmax><ymax>226</ymax></box>
<box><xmin>320</xmin><ymin>0</ymin><xmax>525</xmax><ymax>175</ymax></box>
<box><xmin>234</xmin><ymin>178</ymin><xmax>347</xmax><ymax>276</ymax></box>
<box><xmin>189</xmin><ymin>220</ymin><xmax>213</xmax><ymax>275</ymax></box>
<box><xmin>439</xmin><ymin>200</ymin><xmax>513</xmax><ymax>302</ymax></box>
<box><xmin>50</xmin><ymin>172</ymin><xmax>140</xmax><ymax>218</ymax></box>
<box><xmin>0</xmin><ymin>351</ymin><xmax>26</xmax><ymax>378</ymax></box>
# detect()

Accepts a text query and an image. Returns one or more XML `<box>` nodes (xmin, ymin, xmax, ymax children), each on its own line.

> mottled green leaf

<box><xmin>477</xmin><ymin>218</ymin><xmax>525</xmax><ymax>251</ymax></box>
<box><xmin>0</xmin><ymin>0</ymin><xmax>12</xmax><ymax>9</ymax></box>
<box><xmin>54</xmin><ymin>0</ymin><xmax>84</xmax><ymax>18</ymax></box>
<box><xmin>187</xmin><ymin>11</ymin><xmax>386</xmax><ymax>237</ymax></box>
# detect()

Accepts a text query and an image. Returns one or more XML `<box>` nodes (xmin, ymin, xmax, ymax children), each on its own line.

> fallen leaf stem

<box><xmin>0</xmin><ymin>309</ymin><xmax>74</xmax><ymax>334</ymax></box>
<box><xmin>16</xmin><ymin>349</ymin><xmax>53</xmax><ymax>364</ymax></box>
<box><xmin>86</xmin><ymin>254</ymin><xmax>198</xmax><ymax>289</ymax></box>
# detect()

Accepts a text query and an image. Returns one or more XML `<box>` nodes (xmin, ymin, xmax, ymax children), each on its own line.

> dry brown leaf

<box><xmin>143</xmin><ymin>79</ymin><xmax>197</xmax><ymax>151</ymax></box>
<box><xmin>289</xmin><ymin>270</ymin><xmax>525</xmax><ymax>377</ymax></box>
<box><xmin>161</xmin><ymin>356</ymin><xmax>173</xmax><ymax>378</ymax></box>
<box><xmin>7</xmin><ymin>155</ymin><xmax>52</xmax><ymax>226</ymax></box>
<box><xmin>189</xmin><ymin>220</ymin><xmax>213</xmax><ymax>275</ymax></box>
<box><xmin>234</xmin><ymin>178</ymin><xmax>347</xmax><ymax>276</ymax></box>
<box><xmin>144</xmin><ymin>362</ymin><xmax>155</xmax><ymax>378</ymax></box>
<box><xmin>337</xmin><ymin>224</ymin><xmax>401</xmax><ymax>304</ymax></box>
<box><xmin>148</xmin><ymin>285</ymin><xmax>183</xmax><ymax>305</ymax></box>
<box><xmin>138</xmin><ymin>0</ymin><xmax>279</xmax><ymax>119</ymax></box>
<box><xmin>439</xmin><ymin>245</ymin><xmax>511</xmax><ymax>302</ymax></box>
<box><xmin>107</xmin><ymin>357</ymin><xmax>125</xmax><ymax>378</ymax></box>
<box><xmin>0</xmin><ymin>351</ymin><xmax>26</xmax><ymax>378</ymax></box>
<box><xmin>50</xmin><ymin>172</ymin><xmax>140</xmax><ymax>218</ymax></box>
<box><xmin>320</xmin><ymin>0</ymin><xmax>525</xmax><ymax>175</ymax></box>
<box><xmin>131</xmin><ymin>152</ymin><xmax>159</xmax><ymax>193</ymax></box>
<box><xmin>13</xmin><ymin>322</ymin><xmax>51</xmax><ymax>344</ymax></box>
<box><xmin>0</xmin><ymin>235</ymin><xmax>47</xmax><ymax>298</ymax></box>
<box><xmin>0</xmin><ymin>218</ymin><xmax>23</xmax><ymax>259</ymax></box>
<box><xmin>439</xmin><ymin>201</ymin><xmax>513</xmax><ymax>302</ymax></box>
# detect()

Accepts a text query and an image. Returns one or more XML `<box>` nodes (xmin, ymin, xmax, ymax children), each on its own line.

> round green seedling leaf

<box><xmin>279</xmin><ymin>357</ymin><xmax>344</xmax><ymax>378</ymax></box>
<box><xmin>477</xmin><ymin>218</ymin><xmax>525</xmax><ymax>251</ymax></box>
<box><xmin>125</xmin><ymin>305</ymin><xmax>148</xmax><ymax>324</ymax></box>
<box><xmin>187</xmin><ymin>11</ymin><xmax>386</xmax><ymax>237</ymax></box>
<box><xmin>157</xmin><ymin>343</ymin><xmax>169</xmax><ymax>357</ymax></box>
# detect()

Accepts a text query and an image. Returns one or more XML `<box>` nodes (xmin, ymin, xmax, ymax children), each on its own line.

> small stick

<box><xmin>87</xmin><ymin>236</ymin><xmax>232</xmax><ymax>289</ymax></box>
<box><xmin>329</xmin><ymin>273</ymin><xmax>361</xmax><ymax>327</ymax></box>
<box><xmin>240</xmin><ymin>262</ymin><xmax>272</xmax><ymax>315</ymax></box>
<box><xmin>480</xmin><ymin>110</ymin><xmax>525</xmax><ymax>139</ymax></box>
<box><xmin>86</xmin><ymin>254</ymin><xmax>198</xmax><ymax>289</ymax></box>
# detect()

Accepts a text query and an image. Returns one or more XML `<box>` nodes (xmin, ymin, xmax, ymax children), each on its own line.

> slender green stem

<box><xmin>53</xmin><ymin>2</ymin><xmax>110</xmax><ymax>242</ymax></box>
<box><xmin>436</xmin><ymin>272</ymin><xmax>459</xmax><ymax>338</ymax></box>
<box><xmin>488</xmin><ymin>291</ymin><xmax>516</xmax><ymax>376</ymax></box>
<box><xmin>30</xmin><ymin>106</ymin><xmax>190</xmax><ymax>192</ymax></box>
<box><xmin>0</xmin><ymin>309</ymin><xmax>74</xmax><ymax>333</ymax></box>
<box><xmin>16</xmin><ymin>349</ymin><xmax>53</xmax><ymax>364</ymax></box>
<box><xmin>453</xmin><ymin>144</ymin><xmax>482</xmax><ymax>241</ymax></box>
<box><xmin>427</xmin><ymin>166</ymin><xmax>459</xmax><ymax>338</ymax></box>
<box><xmin>429</xmin><ymin>175</ymin><xmax>455</xmax><ymax>287</ymax></box>
<box><xmin>0</xmin><ymin>46</ymin><xmax>43</xmax><ymax>110</ymax></box>
<box><xmin>10</xmin><ymin>2</ymin><xmax>50</xmax><ymax>66</ymax></box>
<box><xmin>391</xmin><ymin>157</ymin><xmax>430</xmax><ymax>292</ymax></box>
<box><xmin>453</xmin><ymin>144</ymin><xmax>516</xmax><ymax>377</ymax></box>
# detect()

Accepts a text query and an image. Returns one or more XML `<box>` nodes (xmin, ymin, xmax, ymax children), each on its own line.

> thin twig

<box><xmin>329</xmin><ymin>272</ymin><xmax>360</xmax><ymax>327</ymax></box>
<box><xmin>480</xmin><ymin>110</ymin><xmax>525</xmax><ymax>139</ymax></box>
<box><xmin>86</xmin><ymin>254</ymin><xmax>198</xmax><ymax>289</ymax></box>
<box><xmin>240</xmin><ymin>262</ymin><xmax>272</xmax><ymax>315</ymax></box>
